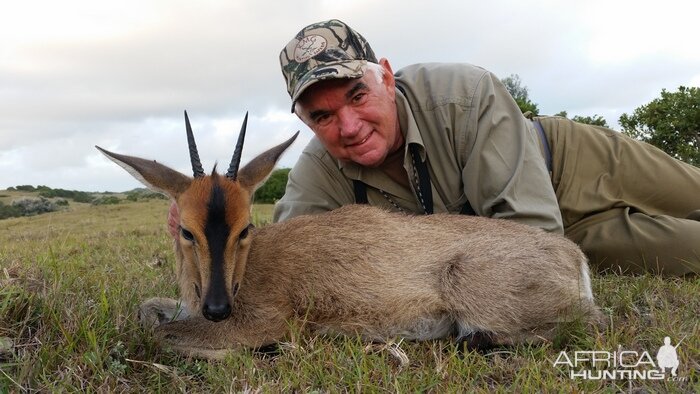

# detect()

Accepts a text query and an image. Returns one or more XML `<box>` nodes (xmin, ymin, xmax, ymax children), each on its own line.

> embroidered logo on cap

<box><xmin>294</xmin><ymin>35</ymin><xmax>327</xmax><ymax>62</ymax></box>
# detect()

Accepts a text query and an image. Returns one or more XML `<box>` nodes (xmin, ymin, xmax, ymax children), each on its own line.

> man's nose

<box><xmin>337</xmin><ymin>108</ymin><xmax>361</xmax><ymax>138</ymax></box>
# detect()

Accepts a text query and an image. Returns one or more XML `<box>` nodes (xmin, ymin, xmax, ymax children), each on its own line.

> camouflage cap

<box><xmin>280</xmin><ymin>19</ymin><xmax>377</xmax><ymax>112</ymax></box>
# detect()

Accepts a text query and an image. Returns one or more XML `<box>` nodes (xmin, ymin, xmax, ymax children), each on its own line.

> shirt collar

<box><xmin>395</xmin><ymin>85</ymin><xmax>427</xmax><ymax>161</ymax></box>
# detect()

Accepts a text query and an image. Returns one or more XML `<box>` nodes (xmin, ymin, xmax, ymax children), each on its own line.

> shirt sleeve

<box><xmin>462</xmin><ymin>71</ymin><xmax>564</xmax><ymax>233</ymax></box>
<box><xmin>273</xmin><ymin>140</ymin><xmax>355</xmax><ymax>223</ymax></box>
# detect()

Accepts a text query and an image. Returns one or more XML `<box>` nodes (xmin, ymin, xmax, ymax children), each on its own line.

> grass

<box><xmin>0</xmin><ymin>198</ymin><xmax>698</xmax><ymax>392</ymax></box>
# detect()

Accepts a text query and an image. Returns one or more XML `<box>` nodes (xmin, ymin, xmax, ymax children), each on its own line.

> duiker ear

<box><xmin>96</xmin><ymin>146</ymin><xmax>192</xmax><ymax>198</ymax></box>
<box><xmin>237</xmin><ymin>132</ymin><xmax>299</xmax><ymax>191</ymax></box>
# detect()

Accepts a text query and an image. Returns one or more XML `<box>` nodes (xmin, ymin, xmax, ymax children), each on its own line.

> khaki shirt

<box><xmin>273</xmin><ymin>63</ymin><xmax>563</xmax><ymax>234</ymax></box>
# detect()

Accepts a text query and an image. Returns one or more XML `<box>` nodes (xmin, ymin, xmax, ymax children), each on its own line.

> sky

<box><xmin>1</xmin><ymin>0</ymin><xmax>699</xmax><ymax>192</ymax></box>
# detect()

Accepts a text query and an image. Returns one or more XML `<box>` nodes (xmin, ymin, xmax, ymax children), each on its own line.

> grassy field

<box><xmin>0</xmin><ymin>197</ymin><xmax>698</xmax><ymax>392</ymax></box>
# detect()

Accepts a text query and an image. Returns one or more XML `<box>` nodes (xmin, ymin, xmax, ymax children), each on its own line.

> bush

<box><xmin>254</xmin><ymin>168</ymin><xmax>290</xmax><ymax>204</ymax></box>
<box><xmin>14</xmin><ymin>185</ymin><xmax>36</xmax><ymax>192</ymax></box>
<box><xmin>38</xmin><ymin>188</ymin><xmax>95</xmax><ymax>203</ymax></box>
<box><xmin>125</xmin><ymin>189</ymin><xmax>167</xmax><ymax>202</ymax></box>
<box><xmin>0</xmin><ymin>201</ymin><xmax>23</xmax><ymax>219</ymax></box>
<box><xmin>0</xmin><ymin>197</ymin><xmax>67</xmax><ymax>219</ymax></box>
<box><xmin>11</xmin><ymin>185</ymin><xmax>95</xmax><ymax>203</ymax></box>
<box><xmin>72</xmin><ymin>193</ymin><xmax>95</xmax><ymax>203</ymax></box>
<box><xmin>620</xmin><ymin>86</ymin><xmax>700</xmax><ymax>166</ymax></box>
<box><xmin>11</xmin><ymin>197</ymin><xmax>61</xmax><ymax>216</ymax></box>
<box><xmin>91</xmin><ymin>196</ymin><xmax>121</xmax><ymax>205</ymax></box>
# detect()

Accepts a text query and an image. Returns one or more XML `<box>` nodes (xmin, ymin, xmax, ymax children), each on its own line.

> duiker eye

<box><xmin>239</xmin><ymin>225</ymin><xmax>251</xmax><ymax>240</ymax></box>
<box><xmin>181</xmin><ymin>227</ymin><xmax>195</xmax><ymax>242</ymax></box>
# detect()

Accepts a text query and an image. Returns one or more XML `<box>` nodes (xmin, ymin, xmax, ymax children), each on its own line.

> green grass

<box><xmin>0</xmin><ymin>198</ymin><xmax>698</xmax><ymax>392</ymax></box>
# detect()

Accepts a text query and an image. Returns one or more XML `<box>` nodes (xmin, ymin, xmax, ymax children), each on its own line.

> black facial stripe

<box><xmin>204</xmin><ymin>182</ymin><xmax>230</xmax><ymax>302</ymax></box>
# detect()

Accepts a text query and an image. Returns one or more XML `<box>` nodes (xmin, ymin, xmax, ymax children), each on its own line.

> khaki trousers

<box><xmin>538</xmin><ymin>116</ymin><xmax>700</xmax><ymax>276</ymax></box>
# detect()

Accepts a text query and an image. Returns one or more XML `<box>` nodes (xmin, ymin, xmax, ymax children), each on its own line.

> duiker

<box><xmin>97</xmin><ymin>112</ymin><xmax>604</xmax><ymax>359</ymax></box>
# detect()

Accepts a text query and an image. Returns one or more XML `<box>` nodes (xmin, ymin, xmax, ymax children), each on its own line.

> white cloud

<box><xmin>688</xmin><ymin>74</ymin><xmax>700</xmax><ymax>87</ymax></box>
<box><xmin>1</xmin><ymin>0</ymin><xmax>699</xmax><ymax>191</ymax></box>
<box><xmin>581</xmin><ymin>0</ymin><xmax>700</xmax><ymax>65</ymax></box>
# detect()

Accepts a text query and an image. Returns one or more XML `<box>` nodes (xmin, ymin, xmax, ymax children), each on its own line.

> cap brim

<box><xmin>290</xmin><ymin>60</ymin><xmax>368</xmax><ymax>113</ymax></box>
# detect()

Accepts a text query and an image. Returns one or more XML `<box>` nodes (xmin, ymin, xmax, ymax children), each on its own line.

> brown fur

<box><xmin>97</xmin><ymin>134</ymin><xmax>605</xmax><ymax>360</ymax></box>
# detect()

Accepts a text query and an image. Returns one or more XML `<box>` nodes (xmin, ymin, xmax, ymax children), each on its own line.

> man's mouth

<box><xmin>347</xmin><ymin>131</ymin><xmax>373</xmax><ymax>147</ymax></box>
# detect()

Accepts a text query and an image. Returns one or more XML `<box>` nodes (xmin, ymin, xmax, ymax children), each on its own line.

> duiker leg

<box><xmin>151</xmin><ymin>312</ymin><xmax>290</xmax><ymax>360</ymax></box>
<box><xmin>139</xmin><ymin>297</ymin><xmax>191</xmax><ymax>328</ymax></box>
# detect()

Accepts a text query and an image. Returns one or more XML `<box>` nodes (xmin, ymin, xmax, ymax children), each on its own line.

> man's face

<box><xmin>295</xmin><ymin>59</ymin><xmax>403</xmax><ymax>168</ymax></box>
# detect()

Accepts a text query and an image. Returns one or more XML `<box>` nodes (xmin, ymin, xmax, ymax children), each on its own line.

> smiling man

<box><xmin>271</xmin><ymin>19</ymin><xmax>700</xmax><ymax>276</ymax></box>
<box><xmin>294</xmin><ymin>60</ymin><xmax>403</xmax><ymax>169</ymax></box>
<box><xmin>277</xmin><ymin>20</ymin><xmax>563</xmax><ymax>233</ymax></box>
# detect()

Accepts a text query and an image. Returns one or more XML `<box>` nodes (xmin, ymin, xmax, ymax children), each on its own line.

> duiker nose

<box><xmin>202</xmin><ymin>301</ymin><xmax>231</xmax><ymax>322</ymax></box>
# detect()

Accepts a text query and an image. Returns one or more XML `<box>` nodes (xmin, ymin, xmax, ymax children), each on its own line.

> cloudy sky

<box><xmin>2</xmin><ymin>0</ymin><xmax>699</xmax><ymax>192</ymax></box>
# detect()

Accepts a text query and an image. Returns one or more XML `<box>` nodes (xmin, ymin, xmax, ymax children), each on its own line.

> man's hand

<box><xmin>168</xmin><ymin>201</ymin><xmax>180</xmax><ymax>240</ymax></box>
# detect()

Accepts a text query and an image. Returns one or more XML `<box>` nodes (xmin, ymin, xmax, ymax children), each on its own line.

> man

<box><xmin>272</xmin><ymin>19</ymin><xmax>700</xmax><ymax>276</ymax></box>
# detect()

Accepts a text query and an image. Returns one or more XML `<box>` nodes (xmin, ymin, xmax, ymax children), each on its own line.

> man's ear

<box><xmin>379</xmin><ymin>58</ymin><xmax>394</xmax><ymax>76</ymax></box>
<box><xmin>378</xmin><ymin>58</ymin><xmax>395</xmax><ymax>97</ymax></box>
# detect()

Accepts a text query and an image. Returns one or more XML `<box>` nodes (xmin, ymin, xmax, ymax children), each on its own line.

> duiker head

<box><xmin>97</xmin><ymin>112</ymin><xmax>298</xmax><ymax>322</ymax></box>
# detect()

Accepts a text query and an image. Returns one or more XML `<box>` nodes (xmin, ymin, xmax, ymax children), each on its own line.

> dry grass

<box><xmin>0</xmin><ymin>197</ymin><xmax>698</xmax><ymax>392</ymax></box>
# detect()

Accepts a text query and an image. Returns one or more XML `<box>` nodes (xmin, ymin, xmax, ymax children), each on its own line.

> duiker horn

<box><xmin>226</xmin><ymin>112</ymin><xmax>248</xmax><ymax>180</ymax></box>
<box><xmin>184</xmin><ymin>110</ymin><xmax>205</xmax><ymax>178</ymax></box>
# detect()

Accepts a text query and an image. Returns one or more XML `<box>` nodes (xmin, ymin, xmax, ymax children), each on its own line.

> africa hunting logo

<box><xmin>553</xmin><ymin>336</ymin><xmax>687</xmax><ymax>381</ymax></box>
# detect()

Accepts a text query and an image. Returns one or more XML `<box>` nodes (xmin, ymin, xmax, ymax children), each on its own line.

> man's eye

<box><xmin>315</xmin><ymin>114</ymin><xmax>331</xmax><ymax>125</ymax></box>
<box><xmin>181</xmin><ymin>228</ymin><xmax>195</xmax><ymax>242</ymax></box>
<box><xmin>352</xmin><ymin>93</ymin><xmax>366</xmax><ymax>103</ymax></box>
